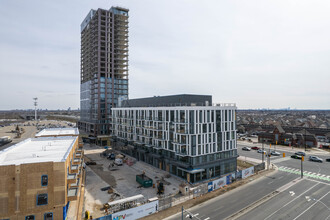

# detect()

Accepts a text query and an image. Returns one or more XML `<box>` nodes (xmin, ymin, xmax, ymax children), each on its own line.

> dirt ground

<box><xmin>0</xmin><ymin>119</ymin><xmax>74</xmax><ymax>150</ymax></box>
<box><xmin>83</xmin><ymin>144</ymin><xmax>183</xmax><ymax>201</ymax></box>
<box><xmin>84</xmin><ymin>166</ymin><xmax>115</xmax><ymax>218</ymax></box>
<box><xmin>237</xmin><ymin>159</ymin><xmax>255</xmax><ymax>170</ymax></box>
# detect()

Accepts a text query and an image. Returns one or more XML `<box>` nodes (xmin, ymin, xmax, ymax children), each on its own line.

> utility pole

<box><xmin>301</xmin><ymin>156</ymin><xmax>304</xmax><ymax>178</ymax></box>
<box><xmin>262</xmin><ymin>139</ymin><xmax>264</xmax><ymax>163</ymax></box>
<box><xmin>268</xmin><ymin>148</ymin><xmax>271</xmax><ymax>170</ymax></box>
<box><xmin>33</xmin><ymin>97</ymin><xmax>38</xmax><ymax>121</ymax></box>
<box><xmin>182</xmin><ymin>206</ymin><xmax>184</xmax><ymax>220</ymax></box>
<box><xmin>304</xmin><ymin>129</ymin><xmax>307</xmax><ymax>152</ymax></box>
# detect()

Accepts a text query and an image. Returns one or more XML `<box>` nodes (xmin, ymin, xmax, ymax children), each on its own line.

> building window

<box><xmin>36</xmin><ymin>194</ymin><xmax>48</xmax><ymax>206</ymax></box>
<box><xmin>41</xmin><ymin>175</ymin><xmax>48</xmax><ymax>186</ymax></box>
<box><xmin>44</xmin><ymin>213</ymin><xmax>53</xmax><ymax>220</ymax></box>
<box><xmin>26</xmin><ymin>216</ymin><xmax>35</xmax><ymax>220</ymax></box>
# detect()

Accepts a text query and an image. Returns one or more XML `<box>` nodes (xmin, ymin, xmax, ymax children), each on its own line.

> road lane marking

<box><xmin>204</xmin><ymin>218</ymin><xmax>210</xmax><ymax>220</ymax></box>
<box><xmin>278</xmin><ymin>167</ymin><xmax>330</xmax><ymax>182</ymax></box>
<box><xmin>306</xmin><ymin>178</ymin><xmax>330</xmax><ymax>186</ymax></box>
<box><xmin>292</xmin><ymin>191</ymin><xmax>330</xmax><ymax>220</ymax></box>
<box><xmin>278</xmin><ymin>176</ymin><xmax>283</xmax><ymax>179</ymax></box>
<box><xmin>264</xmin><ymin>182</ymin><xmax>320</xmax><ymax>220</ymax></box>
<box><xmin>289</xmin><ymin>191</ymin><xmax>295</xmax><ymax>196</ymax></box>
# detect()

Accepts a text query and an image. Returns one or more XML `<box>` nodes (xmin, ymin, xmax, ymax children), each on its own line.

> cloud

<box><xmin>0</xmin><ymin>0</ymin><xmax>329</xmax><ymax>110</ymax></box>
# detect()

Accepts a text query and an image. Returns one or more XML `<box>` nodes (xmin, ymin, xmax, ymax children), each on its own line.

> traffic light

<box><xmin>302</xmin><ymin>156</ymin><xmax>304</xmax><ymax>161</ymax></box>
<box><xmin>283</xmin><ymin>153</ymin><xmax>285</xmax><ymax>157</ymax></box>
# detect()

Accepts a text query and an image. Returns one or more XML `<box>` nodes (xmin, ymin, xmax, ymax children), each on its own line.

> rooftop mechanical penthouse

<box><xmin>111</xmin><ymin>95</ymin><xmax>238</xmax><ymax>184</ymax></box>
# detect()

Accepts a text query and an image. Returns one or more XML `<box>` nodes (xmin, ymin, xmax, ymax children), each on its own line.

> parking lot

<box><xmin>0</xmin><ymin>120</ymin><xmax>75</xmax><ymax>150</ymax></box>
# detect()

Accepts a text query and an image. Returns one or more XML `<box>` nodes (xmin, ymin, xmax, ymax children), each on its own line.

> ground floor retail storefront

<box><xmin>116</xmin><ymin>141</ymin><xmax>237</xmax><ymax>184</ymax></box>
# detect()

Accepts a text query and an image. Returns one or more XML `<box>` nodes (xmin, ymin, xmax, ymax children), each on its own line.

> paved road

<box><xmin>238</xmin><ymin>144</ymin><xmax>330</xmax><ymax>177</ymax></box>
<box><xmin>166</xmin><ymin>142</ymin><xmax>330</xmax><ymax>220</ymax></box>
<box><xmin>237</xmin><ymin>178</ymin><xmax>330</xmax><ymax>220</ymax></box>
<box><xmin>166</xmin><ymin>171</ymin><xmax>298</xmax><ymax>220</ymax></box>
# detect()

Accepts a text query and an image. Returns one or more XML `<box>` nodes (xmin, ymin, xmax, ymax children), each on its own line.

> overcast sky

<box><xmin>0</xmin><ymin>0</ymin><xmax>329</xmax><ymax>110</ymax></box>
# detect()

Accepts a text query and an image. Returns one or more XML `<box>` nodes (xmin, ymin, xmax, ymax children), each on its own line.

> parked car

<box><xmin>242</xmin><ymin>147</ymin><xmax>251</xmax><ymax>151</ymax></box>
<box><xmin>251</xmin><ymin>146</ymin><xmax>260</xmax><ymax>150</ymax></box>
<box><xmin>291</xmin><ymin>155</ymin><xmax>302</xmax><ymax>160</ymax></box>
<box><xmin>309</xmin><ymin>156</ymin><xmax>323</xmax><ymax>163</ymax></box>
<box><xmin>270</xmin><ymin>151</ymin><xmax>280</xmax><ymax>156</ymax></box>
<box><xmin>326</xmin><ymin>158</ymin><xmax>330</xmax><ymax>162</ymax></box>
<box><xmin>257</xmin><ymin>149</ymin><xmax>266</xmax><ymax>154</ymax></box>
<box><xmin>100</xmin><ymin>186</ymin><xmax>111</xmax><ymax>191</ymax></box>
<box><xmin>295</xmin><ymin>151</ymin><xmax>306</xmax><ymax>156</ymax></box>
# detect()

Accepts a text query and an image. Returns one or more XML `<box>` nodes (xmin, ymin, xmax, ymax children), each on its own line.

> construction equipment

<box><xmin>157</xmin><ymin>181</ymin><xmax>164</xmax><ymax>195</ymax></box>
<box><xmin>0</xmin><ymin>136</ymin><xmax>12</xmax><ymax>146</ymax></box>
<box><xmin>15</xmin><ymin>125</ymin><xmax>21</xmax><ymax>138</ymax></box>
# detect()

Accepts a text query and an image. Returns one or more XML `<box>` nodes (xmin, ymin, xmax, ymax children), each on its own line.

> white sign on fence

<box><xmin>242</xmin><ymin>166</ymin><xmax>254</xmax><ymax>179</ymax></box>
<box><xmin>208</xmin><ymin>176</ymin><xmax>227</xmax><ymax>192</ymax></box>
<box><xmin>112</xmin><ymin>201</ymin><xmax>159</xmax><ymax>220</ymax></box>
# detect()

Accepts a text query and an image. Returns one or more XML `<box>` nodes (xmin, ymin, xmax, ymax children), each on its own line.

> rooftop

<box><xmin>35</xmin><ymin>128</ymin><xmax>79</xmax><ymax>137</ymax></box>
<box><xmin>120</xmin><ymin>94</ymin><xmax>213</xmax><ymax>108</ymax></box>
<box><xmin>0</xmin><ymin>136</ymin><xmax>78</xmax><ymax>166</ymax></box>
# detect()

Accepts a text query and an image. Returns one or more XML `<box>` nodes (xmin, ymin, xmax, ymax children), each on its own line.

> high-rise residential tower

<box><xmin>78</xmin><ymin>7</ymin><xmax>129</xmax><ymax>143</ymax></box>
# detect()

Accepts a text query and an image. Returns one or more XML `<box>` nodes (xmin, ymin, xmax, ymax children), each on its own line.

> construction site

<box><xmin>83</xmin><ymin>143</ymin><xmax>183</xmax><ymax>218</ymax></box>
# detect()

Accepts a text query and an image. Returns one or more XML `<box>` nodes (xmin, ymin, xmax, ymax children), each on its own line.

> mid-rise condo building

<box><xmin>111</xmin><ymin>95</ymin><xmax>238</xmax><ymax>183</ymax></box>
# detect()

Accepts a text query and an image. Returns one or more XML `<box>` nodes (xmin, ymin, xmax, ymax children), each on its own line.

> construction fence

<box><xmin>92</xmin><ymin>163</ymin><xmax>265</xmax><ymax>219</ymax></box>
<box><xmin>158</xmin><ymin>163</ymin><xmax>264</xmax><ymax>211</ymax></box>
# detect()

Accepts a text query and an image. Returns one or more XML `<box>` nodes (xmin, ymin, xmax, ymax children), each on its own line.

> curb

<box><xmin>147</xmin><ymin>169</ymin><xmax>276</xmax><ymax>220</ymax></box>
<box><xmin>224</xmin><ymin>191</ymin><xmax>279</xmax><ymax>220</ymax></box>
<box><xmin>225</xmin><ymin>176</ymin><xmax>301</xmax><ymax>220</ymax></box>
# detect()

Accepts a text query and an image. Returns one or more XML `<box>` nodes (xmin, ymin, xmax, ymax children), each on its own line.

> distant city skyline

<box><xmin>0</xmin><ymin>0</ymin><xmax>330</xmax><ymax>110</ymax></box>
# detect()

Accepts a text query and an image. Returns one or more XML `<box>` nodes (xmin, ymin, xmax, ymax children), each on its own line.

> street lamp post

<box><xmin>262</xmin><ymin>138</ymin><xmax>264</xmax><ymax>163</ymax></box>
<box><xmin>304</xmin><ymin>129</ymin><xmax>307</xmax><ymax>152</ymax></box>
<box><xmin>181</xmin><ymin>206</ymin><xmax>202</xmax><ymax>220</ymax></box>
<box><xmin>301</xmin><ymin>157</ymin><xmax>303</xmax><ymax>178</ymax></box>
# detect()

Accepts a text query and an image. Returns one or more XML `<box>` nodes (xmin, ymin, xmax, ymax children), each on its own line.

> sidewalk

<box><xmin>143</xmin><ymin>168</ymin><xmax>275</xmax><ymax>220</ymax></box>
<box><xmin>238</xmin><ymin>140</ymin><xmax>330</xmax><ymax>156</ymax></box>
<box><xmin>238</xmin><ymin>156</ymin><xmax>276</xmax><ymax>170</ymax></box>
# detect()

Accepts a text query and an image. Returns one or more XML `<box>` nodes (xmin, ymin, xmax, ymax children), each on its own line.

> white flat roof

<box><xmin>35</xmin><ymin>128</ymin><xmax>79</xmax><ymax>137</ymax></box>
<box><xmin>0</xmin><ymin>136</ymin><xmax>78</xmax><ymax>166</ymax></box>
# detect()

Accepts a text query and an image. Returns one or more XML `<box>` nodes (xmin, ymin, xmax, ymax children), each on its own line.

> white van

<box><xmin>114</xmin><ymin>158</ymin><xmax>123</xmax><ymax>166</ymax></box>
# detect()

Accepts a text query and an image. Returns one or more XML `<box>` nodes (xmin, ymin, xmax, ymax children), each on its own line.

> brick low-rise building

<box><xmin>0</xmin><ymin>130</ymin><xmax>84</xmax><ymax>220</ymax></box>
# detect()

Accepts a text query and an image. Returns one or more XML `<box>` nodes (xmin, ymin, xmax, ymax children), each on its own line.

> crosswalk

<box><xmin>278</xmin><ymin>166</ymin><xmax>330</xmax><ymax>182</ymax></box>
